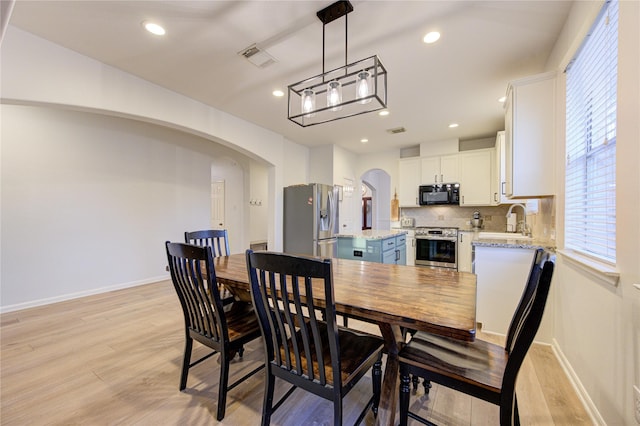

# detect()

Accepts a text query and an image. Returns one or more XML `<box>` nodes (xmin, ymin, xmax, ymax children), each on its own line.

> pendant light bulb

<box><xmin>356</xmin><ymin>70</ymin><xmax>372</xmax><ymax>104</ymax></box>
<box><xmin>327</xmin><ymin>80</ymin><xmax>343</xmax><ymax>111</ymax></box>
<box><xmin>301</xmin><ymin>88</ymin><xmax>316</xmax><ymax>117</ymax></box>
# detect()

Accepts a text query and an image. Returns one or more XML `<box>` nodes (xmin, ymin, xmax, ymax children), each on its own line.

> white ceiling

<box><xmin>7</xmin><ymin>0</ymin><xmax>572</xmax><ymax>154</ymax></box>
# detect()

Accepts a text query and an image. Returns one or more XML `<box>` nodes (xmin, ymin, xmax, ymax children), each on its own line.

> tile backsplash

<box><xmin>400</xmin><ymin>197</ymin><xmax>555</xmax><ymax>242</ymax></box>
<box><xmin>401</xmin><ymin>205</ymin><xmax>512</xmax><ymax>231</ymax></box>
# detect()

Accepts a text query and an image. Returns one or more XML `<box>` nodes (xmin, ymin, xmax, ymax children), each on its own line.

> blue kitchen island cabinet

<box><xmin>337</xmin><ymin>231</ymin><xmax>407</xmax><ymax>265</ymax></box>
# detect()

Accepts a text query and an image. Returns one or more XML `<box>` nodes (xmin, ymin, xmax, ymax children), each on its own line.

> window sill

<box><xmin>557</xmin><ymin>249</ymin><xmax>620</xmax><ymax>287</ymax></box>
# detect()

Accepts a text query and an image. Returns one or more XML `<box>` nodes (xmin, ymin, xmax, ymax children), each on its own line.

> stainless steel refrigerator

<box><xmin>283</xmin><ymin>183</ymin><xmax>339</xmax><ymax>258</ymax></box>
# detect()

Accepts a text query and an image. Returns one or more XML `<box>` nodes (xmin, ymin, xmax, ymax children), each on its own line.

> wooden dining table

<box><xmin>212</xmin><ymin>253</ymin><xmax>477</xmax><ymax>426</ymax></box>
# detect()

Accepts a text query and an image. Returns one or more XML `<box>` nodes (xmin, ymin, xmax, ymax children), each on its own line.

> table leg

<box><xmin>376</xmin><ymin>322</ymin><xmax>405</xmax><ymax>426</ymax></box>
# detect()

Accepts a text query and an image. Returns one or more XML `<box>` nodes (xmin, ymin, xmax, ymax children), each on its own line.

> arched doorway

<box><xmin>360</xmin><ymin>169</ymin><xmax>391</xmax><ymax>231</ymax></box>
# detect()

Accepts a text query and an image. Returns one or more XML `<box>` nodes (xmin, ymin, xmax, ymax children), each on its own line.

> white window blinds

<box><xmin>565</xmin><ymin>0</ymin><xmax>618</xmax><ymax>263</ymax></box>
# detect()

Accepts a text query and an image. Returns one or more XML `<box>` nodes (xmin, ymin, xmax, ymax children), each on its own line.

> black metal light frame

<box><xmin>287</xmin><ymin>0</ymin><xmax>388</xmax><ymax>127</ymax></box>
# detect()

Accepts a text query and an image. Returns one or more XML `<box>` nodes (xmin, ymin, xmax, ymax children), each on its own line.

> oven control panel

<box><xmin>414</xmin><ymin>227</ymin><xmax>458</xmax><ymax>238</ymax></box>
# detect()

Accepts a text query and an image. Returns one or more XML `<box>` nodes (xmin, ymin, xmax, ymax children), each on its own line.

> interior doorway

<box><xmin>211</xmin><ymin>180</ymin><xmax>225</xmax><ymax>229</ymax></box>
<box><xmin>362</xmin><ymin>196</ymin><xmax>372</xmax><ymax>230</ymax></box>
<box><xmin>360</xmin><ymin>169</ymin><xmax>391</xmax><ymax>230</ymax></box>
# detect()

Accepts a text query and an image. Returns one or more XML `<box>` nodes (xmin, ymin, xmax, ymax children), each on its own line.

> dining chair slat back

<box><xmin>185</xmin><ymin>229</ymin><xmax>230</xmax><ymax>257</ymax></box>
<box><xmin>398</xmin><ymin>248</ymin><xmax>555</xmax><ymax>426</ymax></box>
<box><xmin>165</xmin><ymin>241</ymin><xmax>263</xmax><ymax>421</ymax></box>
<box><xmin>185</xmin><ymin>229</ymin><xmax>234</xmax><ymax>304</ymax></box>
<box><xmin>245</xmin><ymin>250</ymin><xmax>384</xmax><ymax>426</ymax></box>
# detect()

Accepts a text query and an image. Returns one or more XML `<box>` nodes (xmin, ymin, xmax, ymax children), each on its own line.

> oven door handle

<box><xmin>415</xmin><ymin>236</ymin><xmax>457</xmax><ymax>242</ymax></box>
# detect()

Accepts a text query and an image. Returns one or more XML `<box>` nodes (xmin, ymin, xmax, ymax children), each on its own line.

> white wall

<box><xmin>332</xmin><ymin>146</ymin><xmax>358</xmax><ymax>233</ymax></box>
<box><xmin>309</xmin><ymin>145</ymin><xmax>334</xmax><ymax>186</ymax></box>
<box><xmin>0</xmin><ymin>26</ymin><xmax>312</xmax><ymax>311</ymax></box>
<box><xmin>210</xmin><ymin>156</ymin><xmax>249</xmax><ymax>253</ymax></box>
<box><xmin>282</xmin><ymin>139</ymin><xmax>309</xmax><ymax>186</ymax></box>
<box><xmin>1</xmin><ymin>105</ymin><xmax>240</xmax><ymax>308</ymax></box>
<box><xmin>249</xmin><ymin>161</ymin><xmax>269</xmax><ymax>246</ymax></box>
<box><xmin>547</xmin><ymin>1</ymin><xmax>640</xmax><ymax>424</ymax></box>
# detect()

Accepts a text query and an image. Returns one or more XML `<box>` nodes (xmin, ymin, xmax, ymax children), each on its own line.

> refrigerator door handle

<box><xmin>328</xmin><ymin>189</ymin><xmax>334</xmax><ymax>233</ymax></box>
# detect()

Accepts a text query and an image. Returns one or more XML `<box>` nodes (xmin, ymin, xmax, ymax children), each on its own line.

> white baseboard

<box><xmin>551</xmin><ymin>338</ymin><xmax>606</xmax><ymax>426</ymax></box>
<box><xmin>478</xmin><ymin>328</ymin><xmax>553</xmax><ymax>347</ymax></box>
<box><xmin>0</xmin><ymin>275</ymin><xmax>170</xmax><ymax>314</ymax></box>
<box><xmin>481</xmin><ymin>330</ymin><xmax>603</xmax><ymax>424</ymax></box>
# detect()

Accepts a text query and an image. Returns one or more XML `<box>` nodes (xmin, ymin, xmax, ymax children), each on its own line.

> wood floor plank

<box><xmin>1</xmin><ymin>280</ymin><xmax>592</xmax><ymax>425</ymax></box>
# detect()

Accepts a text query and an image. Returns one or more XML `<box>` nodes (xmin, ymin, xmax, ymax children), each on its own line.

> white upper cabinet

<box><xmin>504</xmin><ymin>71</ymin><xmax>556</xmax><ymax>198</ymax></box>
<box><xmin>459</xmin><ymin>149</ymin><xmax>494</xmax><ymax>206</ymax></box>
<box><xmin>494</xmin><ymin>131</ymin><xmax>515</xmax><ymax>205</ymax></box>
<box><xmin>398</xmin><ymin>157</ymin><xmax>421</xmax><ymax>206</ymax></box>
<box><xmin>420</xmin><ymin>154</ymin><xmax>459</xmax><ymax>184</ymax></box>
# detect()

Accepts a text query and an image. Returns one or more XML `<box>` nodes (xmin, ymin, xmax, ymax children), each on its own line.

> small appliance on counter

<box><xmin>471</xmin><ymin>211</ymin><xmax>483</xmax><ymax>229</ymax></box>
<box><xmin>400</xmin><ymin>216</ymin><xmax>415</xmax><ymax>228</ymax></box>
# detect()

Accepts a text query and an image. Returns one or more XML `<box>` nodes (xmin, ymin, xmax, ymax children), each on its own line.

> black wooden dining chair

<box><xmin>185</xmin><ymin>229</ymin><xmax>231</xmax><ymax>257</ymax></box>
<box><xmin>245</xmin><ymin>250</ymin><xmax>384</xmax><ymax>426</ymax></box>
<box><xmin>165</xmin><ymin>242</ymin><xmax>264</xmax><ymax>421</ymax></box>
<box><xmin>185</xmin><ymin>229</ymin><xmax>234</xmax><ymax>304</ymax></box>
<box><xmin>398</xmin><ymin>248</ymin><xmax>555</xmax><ymax>426</ymax></box>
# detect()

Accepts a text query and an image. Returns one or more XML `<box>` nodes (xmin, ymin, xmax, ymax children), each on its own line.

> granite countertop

<box><xmin>469</xmin><ymin>231</ymin><xmax>556</xmax><ymax>251</ymax></box>
<box><xmin>337</xmin><ymin>229</ymin><xmax>408</xmax><ymax>240</ymax></box>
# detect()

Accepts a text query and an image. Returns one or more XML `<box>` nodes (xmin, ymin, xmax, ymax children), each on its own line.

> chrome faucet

<box><xmin>506</xmin><ymin>203</ymin><xmax>531</xmax><ymax>237</ymax></box>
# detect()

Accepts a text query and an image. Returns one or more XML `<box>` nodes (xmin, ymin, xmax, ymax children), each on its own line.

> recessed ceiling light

<box><xmin>272</xmin><ymin>90</ymin><xmax>284</xmax><ymax>97</ymax></box>
<box><xmin>448</xmin><ymin>123</ymin><xmax>459</xmax><ymax>128</ymax></box>
<box><xmin>378</xmin><ymin>110</ymin><xmax>390</xmax><ymax>116</ymax></box>
<box><xmin>498</xmin><ymin>96</ymin><xmax>506</xmax><ymax>103</ymax></box>
<box><xmin>361</xmin><ymin>138</ymin><xmax>369</xmax><ymax>143</ymax></box>
<box><xmin>143</xmin><ymin>21</ymin><xmax>166</xmax><ymax>36</ymax></box>
<box><xmin>423</xmin><ymin>31</ymin><xmax>441</xmax><ymax>44</ymax></box>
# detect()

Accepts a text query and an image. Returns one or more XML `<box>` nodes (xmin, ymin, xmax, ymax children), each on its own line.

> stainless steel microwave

<box><xmin>418</xmin><ymin>183</ymin><xmax>460</xmax><ymax>205</ymax></box>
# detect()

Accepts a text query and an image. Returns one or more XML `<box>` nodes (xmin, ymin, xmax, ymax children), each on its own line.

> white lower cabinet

<box><xmin>474</xmin><ymin>246</ymin><xmax>553</xmax><ymax>343</ymax></box>
<box><xmin>406</xmin><ymin>232</ymin><xmax>415</xmax><ymax>266</ymax></box>
<box><xmin>457</xmin><ymin>231</ymin><xmax>473</xmax><ymax>273</ymax></box>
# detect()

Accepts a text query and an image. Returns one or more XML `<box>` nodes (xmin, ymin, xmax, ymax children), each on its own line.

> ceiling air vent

<box><xmin>387</xmin><ymin>127</ymin><xmax>406</xmax><ymax>134</ymax></box>
<box><xmin>239</xmin><ymin>44</ymin><xmax>277</xmax><ymax>68</ymax></box>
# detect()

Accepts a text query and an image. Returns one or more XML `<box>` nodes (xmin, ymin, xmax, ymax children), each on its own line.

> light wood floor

<box><xmin>1</xmin><ymin>280</ymin><xmax>592</xmax><ymax>425</ymax></box>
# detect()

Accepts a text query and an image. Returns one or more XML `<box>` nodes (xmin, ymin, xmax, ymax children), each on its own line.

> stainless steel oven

<box><xmin>414</xmin><ymin>227</ymin><xmax>458</xmax><ymax>270</ymax></box>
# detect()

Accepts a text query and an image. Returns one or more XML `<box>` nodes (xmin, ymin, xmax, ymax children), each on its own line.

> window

<box><xmin>565</xmin><ymin>0</ymin><xmax>618</xmax><ymax>264</ymax></box>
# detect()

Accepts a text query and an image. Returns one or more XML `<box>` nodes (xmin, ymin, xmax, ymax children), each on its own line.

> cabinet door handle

<box><xmin>494</xmin><ymin>192</ymin><xmax>498</xmax><ymax>202</ymax></box>
<box><xmin>501</xmin><ymin>182</ymin><xmax>506</xmax><ymax>195</ymax></box>
<box><xmin>440</xmin><ymin>174</ymin><xmax>443</xmax><ymax>182</ymax></box>
<box><xmin>434</xmin><ymin>174</ymin><xmax>437</xmax><ymax>183</ymax></box>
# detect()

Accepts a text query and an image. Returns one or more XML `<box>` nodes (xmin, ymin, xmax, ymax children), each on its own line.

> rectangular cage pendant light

<box><xmin>287</xmin><ymin>1</ymin><xmax>388</xmax><ymax>127</ymax></box>
<box><xmin>288</xmin><ymin>55</ymin><xmax>387</xmax><ymax>127</ymax></box>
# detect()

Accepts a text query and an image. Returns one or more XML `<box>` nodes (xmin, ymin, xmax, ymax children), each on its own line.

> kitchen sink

<box><xmin>478</xmin><ymin>232</ymin><xmax>532</xmax><ymax>240</ymax></box>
